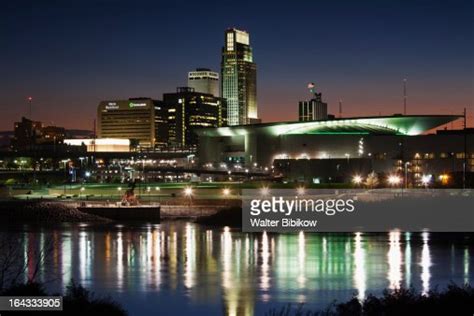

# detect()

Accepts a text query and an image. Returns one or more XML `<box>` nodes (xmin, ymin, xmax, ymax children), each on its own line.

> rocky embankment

<box><xmin>0</xmin><ymin>200</ymin><xmax>110</xmax><ymax>222</ymax></box>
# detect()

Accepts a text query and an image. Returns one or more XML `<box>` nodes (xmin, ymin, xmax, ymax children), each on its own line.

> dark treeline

<box><xmin>266</xmin><ymin>284</ymin><xmax>474</xmax><ymax>316</ymax></box>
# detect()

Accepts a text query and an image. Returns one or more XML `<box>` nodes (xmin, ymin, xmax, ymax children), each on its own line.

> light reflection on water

<box><xmin>420</xmin><ymin>231</ymin><xmax>431</xmax><ymax>295</ymax></box>
<box><xmin>3</xmin><ymin>222</ymin><xmax>473</xmax><ymax>316</ymax></box>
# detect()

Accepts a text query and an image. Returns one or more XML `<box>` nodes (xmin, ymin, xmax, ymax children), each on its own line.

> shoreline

<box><xmin>0</xmin><ymin>198</ymin><xmax>242</xmax><ymax>224</ymax></box>
<box><xmin>0</xmin><ymin>199</ymin><xmax>111</xmax><ymax>222</ymax></box>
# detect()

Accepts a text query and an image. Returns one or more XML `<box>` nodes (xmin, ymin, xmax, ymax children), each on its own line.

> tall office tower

<box><xmin>188</xmin><ymin>68</ymin><xmax>219</xmax><ymax>97</ymax></box>
<box><xmin>221</xmin><ymin>28</ymin><xmax>258</xmax><ymax>126</ymax></box>
<box><xmin>162</xmin><ymin>87</ymin><xmax>227</xmax><ymax>149</ymax></box>
<box><xmin>97</xmin><ymin>98</ymin><xmax>164</xmax><ymax>149</ymax></box>
<box><xmin>299</xmin><ymin>92</ymin><xmax>328</xmax><ymax>121</ymax></box>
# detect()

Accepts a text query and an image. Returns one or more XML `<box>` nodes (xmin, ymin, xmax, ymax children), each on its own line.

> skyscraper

<box><xmin>162</xmin><ymin>87</ymin><xmax>227</xmax><ymax>149</ymax></box>
<box><xmin>221</xmin><ymin>28</ymin><xmax>258</xmax><ymax>126</ymax></box>
<box><xmin>188</xmin><ymin>68</ymin><xmax>219</xmax><ymax>97</ymax></box>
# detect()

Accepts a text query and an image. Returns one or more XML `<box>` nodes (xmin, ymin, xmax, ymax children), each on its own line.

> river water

<box><xmin>1</xmin><ymin>222</ymin><xmax>472</xmax><ymax>315</ymax></box>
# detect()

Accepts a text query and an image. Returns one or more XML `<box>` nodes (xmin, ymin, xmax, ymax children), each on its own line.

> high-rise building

<box><xmin>97</xmin><ymin>98</ymin><xmax>164</xmax><ymax>149</ymax></box>
<box><xmin>299</xmin><ymin>92</ymin><xmax>328</xmax><ymax>121</ymax></box>
<box><xmin>162</xmin><ymin>87</ymin><xmax>227</xmax><ymax>149</ymax></box>
<box><xmin>221</xmin><ymin>28</ymin><xmax>258</xmax><ymax>126</ymax></box>
<box><xmin>188</xmin><ymin>68</ymin><xmax>219</xmax><ymax>97</ymax></box>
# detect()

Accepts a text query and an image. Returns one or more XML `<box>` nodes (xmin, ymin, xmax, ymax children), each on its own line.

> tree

<box><xmin>365</xmin><ymin>172</ymin><xmax>379</xmax><ymax>188</ymax></box>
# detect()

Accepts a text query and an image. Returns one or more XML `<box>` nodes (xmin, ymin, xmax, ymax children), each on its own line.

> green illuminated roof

<box><xmin>196</xmin><ymin>115</ymin><xmax>461</xmax><ymax>137</ymax></box>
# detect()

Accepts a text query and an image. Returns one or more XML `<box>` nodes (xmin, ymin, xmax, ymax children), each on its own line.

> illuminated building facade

<box><xmin>64</xmin><ymin>138</ymin><xmax>130</xmax><ymax>152</ymax></box>
<box><xmin>299</xmin><ymin>92</ymin><xmax>328</xmax><ymax>121</ymax></box>
<box><xmin>197</xmin><ymin>115</ymin><xmax>473</xmax><ymax>183</ymax></box>
<box><xmin>162</xmin><ymin>87</ymin><xmax>227</xmax><ymax>149</ymax></box>
<box><xmin>188</xmin><ymin>68</ymin><xmax>219</xmax><ymax>97</ymax></box>
<box><xmin>97</xmin><ymin>98</ymin><xmax>164</xmax><ymax>149</ymax></box>
<box><xmin>221</xmin><ymin>28</ymin><xmax>258</xmax><ymax>126</ymax></box>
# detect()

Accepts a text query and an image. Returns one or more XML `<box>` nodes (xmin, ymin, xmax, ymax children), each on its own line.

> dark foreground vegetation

<box><xmin>0</xmin><ymin>281</ymin><xmax>127</xmax><ymax>316</ymax></box>
<box><xmin>266</xmin><ymin>284</ymin><xmax>474</xmax><ymax>316</ymax></box>
<box><xmin>0</xmin><ymin>233</ymin><xmax>124</xmax><ymax>315</ymax></box>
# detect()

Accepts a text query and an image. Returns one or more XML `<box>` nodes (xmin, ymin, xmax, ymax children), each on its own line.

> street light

<box><xmin>222</xmin><ymin>188</ymin><xmax>230</xmax><ymax>196</ymax></box>
<box><xmin>421</xmin><ymin>174</ymin><xmax>432</xmax><ymax>187</ymax></box>
<box><xmin>260</xmin><ymin>186</ymin><xmax>270</xmax><ymax>196</ymax></box>
<box><xmin>404</xmin><ymin>162</ymin><xmax>411</xmax><ymax>189</ymax></box>
<box><xmin>184</xmin><ymin>186</ymin><xmax>193</xmax><ymax>207</ymax></box>
<box><xmin>184</xmin><ymin>186</ymin><xmax>193</xmax><ymax>197</ymax></box>
<box><xmin>439</xmin><ymin>174</ymin><xmax>449</xmax><ymax>185</ymax></box>
<box><xmin>344</xmin><ymin>153</ymin><xmax>350</xmax><ymax>163</ymax></box>
<box><xmin>296</xmin><ymin>186</ymin><xmax>305</xmax><ymax>195</ymax></box>
<box><xmin>352</xmin><ymin>175</ymin><xmax>363</xmax><ymax>186</ymax></box>
<box><xmin>387</xmin><ymin>175</ymin><xmax>402</xmax><ymax>186</ymax></box>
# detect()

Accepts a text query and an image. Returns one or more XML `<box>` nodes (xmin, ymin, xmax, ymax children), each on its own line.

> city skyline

<box><xmin>1</xmin><ymin>0</ymin><xmax>473</xmax><ymax>131</ymax></box>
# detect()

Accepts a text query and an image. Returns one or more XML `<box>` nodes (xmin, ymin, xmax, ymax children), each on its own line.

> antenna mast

<box><xmin>403</xmin><ymin>79</ymin><xmax>407</xmax><ymax>115</ymax></box>
<box><xmin>93</xmin><ymin>119</ymin><xmax>97</xmax><ymax>153</ymax></box>
<box><xmin>27</xmin><ymin>96</ymin><xmax>33</xmax><ymax>119</ymax></box>
<box><xmin>463</xmin><ymin>108</ymin><xmax>467</xmax><ymax>188</ymax></box>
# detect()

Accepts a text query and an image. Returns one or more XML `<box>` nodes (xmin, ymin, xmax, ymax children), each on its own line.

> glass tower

<box><xmin>221</xmin><ymin>28</ymin><xmax>257</xmax><ymax>126</ymax></box>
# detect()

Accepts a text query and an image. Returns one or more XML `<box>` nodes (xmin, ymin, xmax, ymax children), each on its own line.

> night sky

<box><xmin>1</xmin><ymin>0</ymin><xmax>473</xmax><ymax>131</ymax></box>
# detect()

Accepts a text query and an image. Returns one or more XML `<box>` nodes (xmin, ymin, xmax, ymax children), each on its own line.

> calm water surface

<box><xmin>1</xmin><ymin>222</ymin><xmax>472</xmax><ymax>315</ymax></box>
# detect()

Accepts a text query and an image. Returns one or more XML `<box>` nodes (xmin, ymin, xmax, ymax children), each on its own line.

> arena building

<box><xmin>196</xmin><ymin>115</ymin><xmax>473</xmax><ymax>184</ymax></box>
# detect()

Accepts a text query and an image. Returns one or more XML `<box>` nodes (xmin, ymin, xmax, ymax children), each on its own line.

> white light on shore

<box><xmin>421</xmin><ymin>174</ymin><xmax>432</xmax><ymax>186</ymax></box>
<box><xmin>184</xmin><ymin>187</ymin><xmax>193</xmax><ymax>197</ymax></box>
<box><xmin>260</xmin><ymin>186</ymin><xmax>270</xmax><ymax>196</ymax></box>
<box><xmin>388</xmin><ymin>175</ymin><xmax>402</xmax><ymax>186</ymax></box>
<box><xmin>296</xmin><ymin>186</ymin><xmax>305</xmax><ymax>195</ymax></box>
<box><xmin>352</xmin><ymin>175</ymin><xmax>363</xmax><ymax>185</ymax></box>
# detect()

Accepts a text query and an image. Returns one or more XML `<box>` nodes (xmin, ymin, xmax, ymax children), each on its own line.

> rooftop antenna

<box><xmin>307</xmin><ymin>82</ymin><xmax>315</xmax><ymax>96</ymax></box>
<box><xmin>403</xmin><ymin>78</ymin><xmax>407</xmax><ymax>115</ymax></box>
<box><xmin>339</xmin><ymin>100</ymin><xmax>342</xmax><ymax>118</ymax></box>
